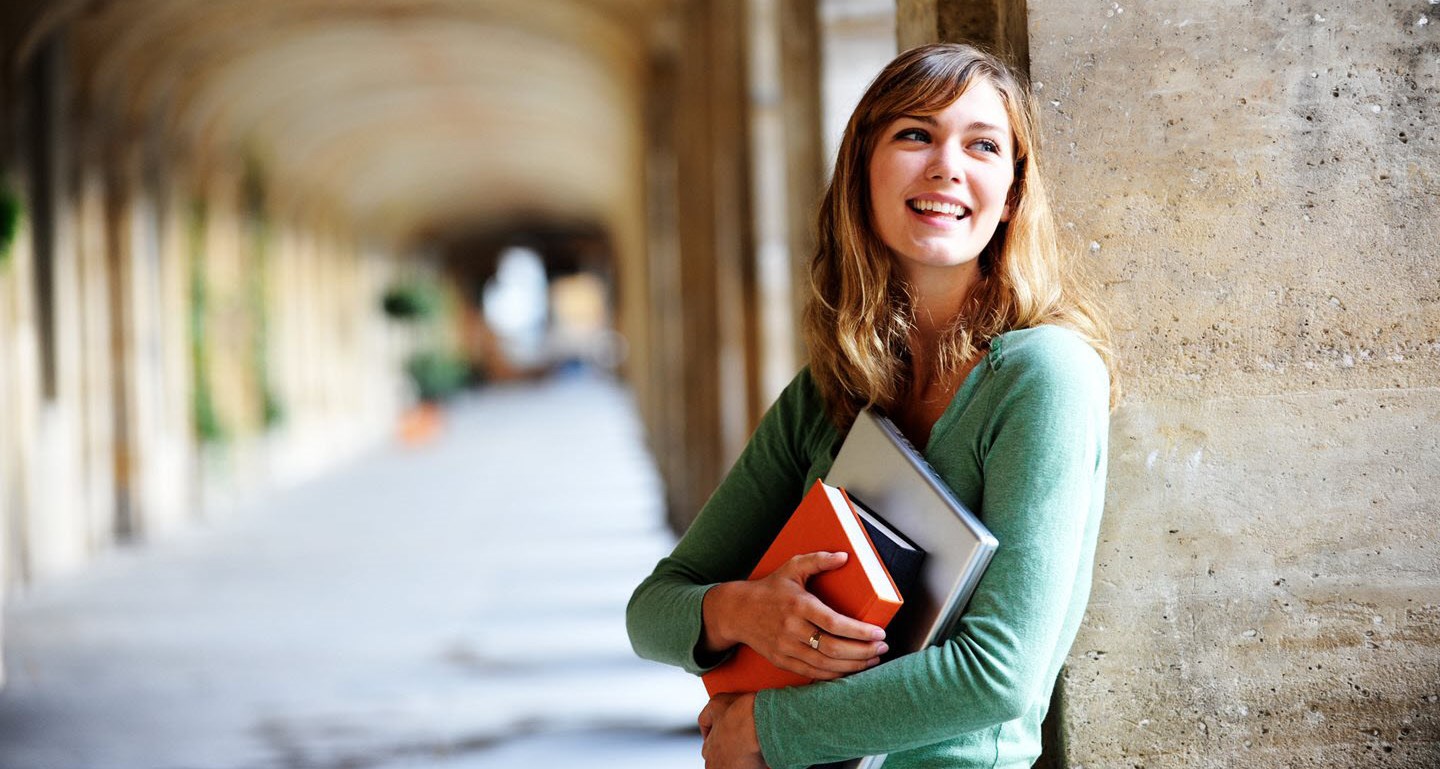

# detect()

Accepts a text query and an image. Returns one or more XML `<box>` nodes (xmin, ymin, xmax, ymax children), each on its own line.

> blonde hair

<box><xmin>804</xmin><ymin>42</ymin><xmax>1115</xmax><ymax>428</ymax></box>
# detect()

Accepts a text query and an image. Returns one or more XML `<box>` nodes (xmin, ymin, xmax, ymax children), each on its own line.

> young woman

<box><xmin>627</xmin><ymin>43</ymin><xmax>1114</xmax><ymax>769</ymax></box>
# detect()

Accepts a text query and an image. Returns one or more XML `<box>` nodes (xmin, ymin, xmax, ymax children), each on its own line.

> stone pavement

<box><xmin>0</xmin><ymin>377</ymin><xmax>708</xmax><ymax>769</ymax></box>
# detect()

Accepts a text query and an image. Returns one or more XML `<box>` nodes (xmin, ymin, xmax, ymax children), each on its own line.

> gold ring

<box><xmin>809</xmin><ymin>630</ymin><xmax>822</xmax><ymax>651</ymax></box>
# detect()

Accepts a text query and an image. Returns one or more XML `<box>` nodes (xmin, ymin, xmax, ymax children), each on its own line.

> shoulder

<box><xmin>755</xmin><ymin>366</ymin><xmax>840</xmax><ymax>457</ymax></box>
<box><xmin>985</xmin><ymin>325</ymin><xmax>1110</xmax><ymax>411</ymax></box>
<box><xmin>775</xmin><ymin>366</ymin><xmax>826</xmax><ymax>415</ymax></box>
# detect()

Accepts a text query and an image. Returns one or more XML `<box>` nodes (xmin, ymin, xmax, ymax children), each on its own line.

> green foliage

<box><xmin>0</xmin><ymin>180</ymin><xmax>20</xmax><ymax>268</ymax></box>
<box><xmin>188</xmin><ymin>200</ymin><xmax>227</xmax><ymax>444</ymax></box>
<box><xmin>381</xmin><ymin>280</ymin><xmax>442</xmax><ymax>321</ymax></box>
<box><xmin>247</xmin><ymin>208</ymin><xmax>284</xmax><ymax>430</ymax></box>
<box><xmin>405</xmin><ymin>350</ymin><xmax>469</xmax><ymax>403</ymax></box>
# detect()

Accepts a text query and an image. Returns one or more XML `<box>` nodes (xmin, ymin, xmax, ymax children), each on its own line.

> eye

<box><xmin>971</xmin><ymin>138</ymin><xmax>1002</xmax><ymax>154</ymax></box>
<box><xmin>895</xmin><ymin>127</ymin><xmax>930</xmax><ymax>142</ymax></box>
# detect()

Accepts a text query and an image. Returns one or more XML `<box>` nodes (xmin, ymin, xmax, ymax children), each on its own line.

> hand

<box><xmin>698</xmin><ymin>692</ymin><xmax>766</xmax><ymax>768</ymax></box>
<box><xmin>701</xmin><ymin>551</ymin><xmax>888</xmax><ymax>680</ymax></box>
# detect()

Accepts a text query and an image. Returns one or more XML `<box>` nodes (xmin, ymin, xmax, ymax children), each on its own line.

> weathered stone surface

<box><xmin>1032</xmin><ymin>1</ymin><xmax>1439</xmax><ymax>401</ymax></box>
<box><xmin>1029</xmin><ymin>1</ymin><xmax>1440</xmax><ymax>766</ymax></box>
<box><xmin>1069</xmin><ymin>390</ymin><xmax>1439</xmax><ymax>766</ymax></box>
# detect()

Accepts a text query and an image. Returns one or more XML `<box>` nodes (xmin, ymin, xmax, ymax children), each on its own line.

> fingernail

<box><xmin>877</xmin><ymin>643</ymin><xmax>889</xmax><ymax>655</ymax></box>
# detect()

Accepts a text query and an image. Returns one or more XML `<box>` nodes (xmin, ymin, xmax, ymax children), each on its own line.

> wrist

<box><xmin>737</xmin><ymin>692</ymin><xmax>761</xmax><ymax>754</ymax></box>
<box><xmin>701</xmin><ymin>581</ymin><xmax>743</xmax><ymax>653</ymax></box>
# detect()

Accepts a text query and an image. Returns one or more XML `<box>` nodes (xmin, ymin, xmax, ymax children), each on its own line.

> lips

<box><xmin>907</xmin><ymin>198</ymin><xmax>971</xmax><ymax>221</ymax></box>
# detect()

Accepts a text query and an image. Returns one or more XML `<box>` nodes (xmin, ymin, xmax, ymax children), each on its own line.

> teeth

<box><xmin>910</xmin><ymin>199</ymin><xmax>968</xmax><ymax>218</ymax></box>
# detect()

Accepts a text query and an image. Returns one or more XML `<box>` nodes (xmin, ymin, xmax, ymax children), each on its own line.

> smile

<box><xmin>908</xmin><ymin>198</ymin><xmax>970</xmax><ymax>220</ymax></box>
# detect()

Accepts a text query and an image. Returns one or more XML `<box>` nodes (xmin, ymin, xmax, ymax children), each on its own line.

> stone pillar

<box><xmin>779</xmin><ymin>0</ymin><xmax>825</xmax><ymax>382</ymax></box>
<box><xmin>101</xmin><ymin>139</ymin><xmax>143</xmax><ymax>540</ymax></box>
<box><xmin>21</xmin><ymin>32</ymin><xmax>94</xmax><ymax>574</ymax></box>
<box><xmin>1</xmin><ymin>74</ymin><xmax>43</xmax><ymax>587</ymax></box>
<box><xmin>641</xmin><ymin>41</ymin><xmax>689</xmax><ymax>526</ymax></box>
<box><xmin>895</xmin><ymin>0</ymin><xmax>1027</xmax><ymax>68</ymax></box>
<box><xmin>154</xmin><ymin>170</ymin><xmax>197</xmax><ymax>526</ymax></box>
<box><xmin>1028</xmin><ymin>2</ymin><xmax>1440</xmax><ymax>766</ymax></box>
<box><xmin>651</xmin><ymin>0</ymin><xmax>762</xmax><ymax>529</ymax></box>
<box><xmin>737</xmin><ymin>0</ymin><xmax>828</xmax><ymax>405</ymax></box>
<box><xmin>74</xmin><ymin>135</ymin><xmax>117</xmax><ymax>556</ymax></box>
<box><xmin>818</xmin><ymin>1</ymin><xmax>896</xmax><ymax>164</ymax></box>
<box><xmin>672</xmin><ymin>0</ymin><xmax>724</xmax><ymax>527</ymax></box>
<box><xmin>124</xmin><ymin>154</ymin><xmax>194</xmax><ymax>539</ymax></box>
<box><xmin>708</xmin><ymin>0</ymin><xmax>762</xmax><ymax>462</ymax></box>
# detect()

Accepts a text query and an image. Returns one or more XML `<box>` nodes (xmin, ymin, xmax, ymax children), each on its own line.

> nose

<box><xmin>926</xmin><ymin>141</ymin><xmax>965</xmax><ymax>183</ymax></box>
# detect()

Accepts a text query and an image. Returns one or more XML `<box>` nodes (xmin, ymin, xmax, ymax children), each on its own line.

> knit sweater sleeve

<box><xmin>625</xmin><ymin>370</ymin><xmax>835</xmax><ymax>673</ymax></box>
<box><xmin>752</xmin><ymin>328</ymin><xmax>1110</xmax><ymax>768</ymax></box>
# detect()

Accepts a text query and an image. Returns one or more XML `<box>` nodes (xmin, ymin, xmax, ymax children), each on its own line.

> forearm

<box><xmin>629</xmin><ymin>370</ymin><xmax>839</xmax><ymax>682</ymax></box>
<box><xmin>699</xmin><ymin>580</ymin><xmax>744</xmax><ymax>655</ymax></box>
<box><xmin>626</xmin><ymin>557</ymin><xmax>725</xmax><ymax>673</ymax></box>
<box><xmin>752</xmin><ymin>609</ymin><xmax>1055</xmax><ymax>768</ymax></box>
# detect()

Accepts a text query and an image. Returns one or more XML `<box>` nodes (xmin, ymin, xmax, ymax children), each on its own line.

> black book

<box><xmin>848</xmin><ymin>493</ymin><xmax>926</xmax><ymax>656</ymax></box>
<box><xmin>822</xmin><ymin>408</ymin><xmax>998</xmax><ymax>769</ymax></box>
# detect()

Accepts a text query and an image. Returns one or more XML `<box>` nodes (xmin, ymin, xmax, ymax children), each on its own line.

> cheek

<box><xmin>867</xmin><ymin>157</ymin><xmax>893</xmax><ymax>199</ymax></box>
<box><xmin>868</xmin><ymin>148</ymin><xmax>917</xmax><ymax>195</ymax></box>
<box><xmin>983</xmin><ymin>171</ymin><xmax>1016</xmax><ymax>212</ymax></box>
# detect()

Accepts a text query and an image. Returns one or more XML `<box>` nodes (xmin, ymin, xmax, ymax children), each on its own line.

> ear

<box><xmin>1002</xmin><ymin>163</ymin><xmax>1023</xmax><ymax>222</ymax></box>
<box><xmin>1002</xmin><ymin>181</ymin><xmax>1019</xmax><ymax>222</ymax></box>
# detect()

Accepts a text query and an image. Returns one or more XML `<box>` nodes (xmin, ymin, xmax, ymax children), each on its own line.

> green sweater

<box><xmin>627</xmin><ymin>325</ymin><xmax>1110</xmax><ymax>768</ymax></box>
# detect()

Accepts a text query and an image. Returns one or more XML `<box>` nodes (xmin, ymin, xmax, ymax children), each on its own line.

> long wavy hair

<box><xmin>804</xmin><ymin>42</ymin><xmax>1115</xmax><ymax>429</ymax></box>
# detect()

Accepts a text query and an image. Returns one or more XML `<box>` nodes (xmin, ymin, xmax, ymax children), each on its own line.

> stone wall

<box><xmin>1028</xmin><ymin>1</ymin><xmax>1440</xmax><ymax>766</ymax></box>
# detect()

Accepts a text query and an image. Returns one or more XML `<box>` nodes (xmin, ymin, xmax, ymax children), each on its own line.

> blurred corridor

<box><xmin>2</xmin><ymin>0</ymin><xmax>1437</xmax><ymax>766</ymax></box>
<box><xmin>0</xmin><ymin>378</ymin><xmax>706</xmax><ymax>768</ymax></box>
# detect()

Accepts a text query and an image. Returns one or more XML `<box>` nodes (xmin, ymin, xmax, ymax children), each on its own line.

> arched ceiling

<box><xmin>20</xmin><ymin>0</ymin><xmax>670</xmax><ymax>248</ymax></box>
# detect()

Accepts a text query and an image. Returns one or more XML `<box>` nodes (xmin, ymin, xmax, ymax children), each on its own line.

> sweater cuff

<box><xmin>753</xmin><ymin>686</ymin><xmax>802</xmax><ymax>769</ymax></box>
<box><xmin>687</xmin><ymin>583</ymin><xmax>736</xmax><ymax>674</ymax></box>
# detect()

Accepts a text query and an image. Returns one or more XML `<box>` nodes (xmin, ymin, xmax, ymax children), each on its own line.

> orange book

<box><xmin>702</xmin><ymin>480</ymin><xmax>904</xmax><ymax>696</ymax></box>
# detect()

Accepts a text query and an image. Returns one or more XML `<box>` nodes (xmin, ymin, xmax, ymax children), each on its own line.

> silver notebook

<box><xmin>824</xmin><ymin>408</ymin><xmax>998</xmax><ymax>769</ymax></box>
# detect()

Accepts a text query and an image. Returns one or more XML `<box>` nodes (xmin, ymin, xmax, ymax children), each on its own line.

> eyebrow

<box><xmin>899</xmin><ymin>114</ymin><xmax>1007</xmax><ymax>134</ymax></box>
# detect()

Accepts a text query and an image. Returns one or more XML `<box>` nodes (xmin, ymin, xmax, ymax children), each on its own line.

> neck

<box><xmin>903</xmin><ymin>261</ymin><xmax>981</xmax><ymax>383</ymax></box>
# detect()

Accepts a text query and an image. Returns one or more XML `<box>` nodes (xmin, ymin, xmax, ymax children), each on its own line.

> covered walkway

<box><xmin>1</xmin><ymin>1</ymin><xmax>1436</xmax><ymax>766</ymax></box>
<box><xmin>0</xmin><ymin>377</ymin><xmax>705</xmax><ymax>768</ymax></box>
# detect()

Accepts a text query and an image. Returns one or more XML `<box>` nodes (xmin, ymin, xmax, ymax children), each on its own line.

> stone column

<box><xmin>779</xmin><ymin>0</ymin><xmax>825</xmax><ymax>382</ymax></box>
<box><xmin>23</xmin><ymin>32</ymin><xmax>94</xmax><ymax>574</ymax></box>
<box><xmin>747</xmin><ymin>0</ymin><xmax>806</xmax><ymax>403</ymax></box>
<box><xmin>641</xmin><ymin>41</ymin><xmax>690</xmax><ymax>526</ymax></box>
<box><xmin>895</xmin><ymin>0</ymin><xmax>1027</xmax><ymax>67</ymax></box>
<box><xmin>652</xmin><ymin>0</ymin><xmax>762</xmax><ymax>529</ymax></box>
<box><xmin>672</xmin><ymin>0</ymin><xmax>725</xmax><ymax>526</ymax></box>
<box><xmin>74</xmin><ymin>132</ymin><xmax>117</xmax><ymax>556</ymax></box>
<box><xmin>101</xmin><ymin>138</ymin><xmax>143</xmax><ymax>541</ymax></box>
<box><xmin>1028</xmin><ymin>2</ymin><xmax>1440</xmax><ymax>766</ymax></box>
<box><xmin>708</xmin><ymin>0</ymin><xmax>762</xmax><ymax>462</ymax></box>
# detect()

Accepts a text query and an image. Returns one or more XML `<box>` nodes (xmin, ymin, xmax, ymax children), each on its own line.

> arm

<box><xmin>753</xmin><ymin>332</ymin><xmax>1111</xmax><ymax>768</ymax></box>
<box><xmin>626</xmin><ymin>370</ymin><xmax>883</xmax><ymax>675</ymax></box>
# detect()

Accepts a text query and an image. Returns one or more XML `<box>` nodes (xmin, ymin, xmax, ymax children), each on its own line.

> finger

<box><xmin>810</xmin><ymin>631</ymin><xmax>890</xmax><ymax>662</ymax></box>
<box><xmin>795</xmin><ymin>637</ymin><xmax>883</xmax><ymax>674</ymax></box>
<box><xmin>806</xmin><ymin>649</ymin><xmax>884</xmax><ymax>675</ymax></box>
<box><xmin>776</xmin><ymin>648</ymin><xmax>881</xmax><ymax>680</ymax></box>
<box><xmin>773</xmin><ymin>652</ymin><xmax>846</xmax><ymax>681</ymax></box>
<box><xmin>807</xmin><ymin>604</ymin><xmax>887</xmax><ymax>643</ymax></box>
<box><xmin>698</xmin><ymin>703</ymin><xmax>714</xmax><ymax>737</ymax></box>
<box><xmin>780</xmin><ymin>550</ymin><xmax>848</xmax><ymax>581</ymax></box>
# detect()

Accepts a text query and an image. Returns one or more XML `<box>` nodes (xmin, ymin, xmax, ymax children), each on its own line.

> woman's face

<box><xmin>867</xmin><ymin>80</ymin><xmax>1016</xmax><ymax>285</ymax></box>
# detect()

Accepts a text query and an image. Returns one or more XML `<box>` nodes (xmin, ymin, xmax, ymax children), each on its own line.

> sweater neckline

<box><xmin>922</xmin><ymin>331</ymin><xmax>1009</xmax><ymax>456</ymax></box>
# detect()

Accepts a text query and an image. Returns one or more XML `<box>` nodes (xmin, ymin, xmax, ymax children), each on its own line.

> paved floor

<box><xmin>0</xmin><ymin>377</ymin><xmax>708</xmax><ymax>769</ymax></box>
